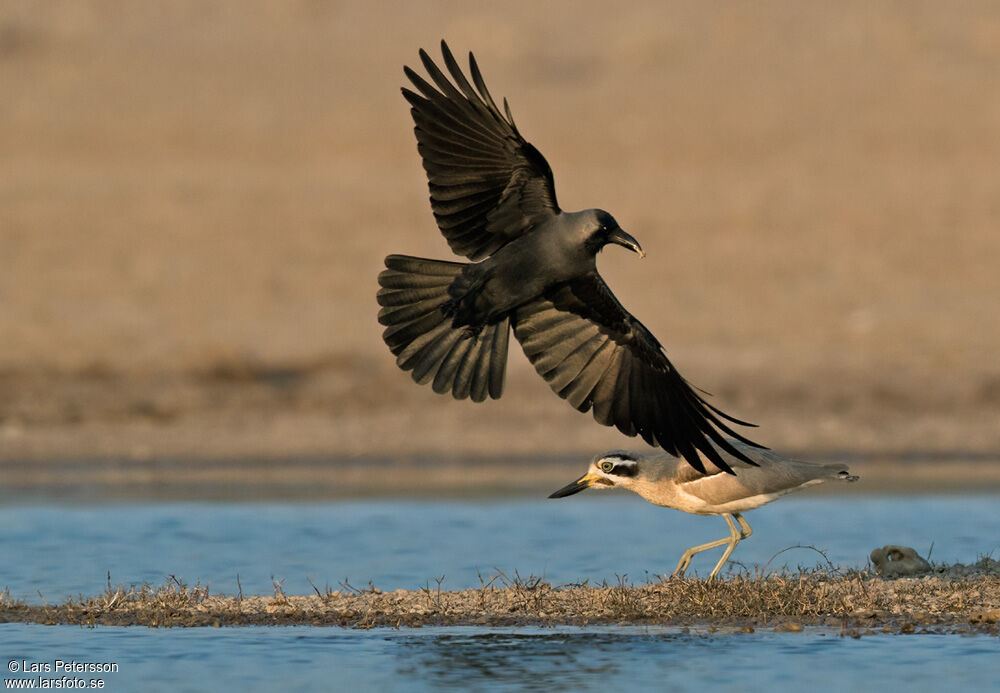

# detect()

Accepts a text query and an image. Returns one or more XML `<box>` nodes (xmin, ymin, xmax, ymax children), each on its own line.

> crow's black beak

<box><xmin>607</xmin><ymin>228</ymin><xmax>645</xmax><ymax>258</ymax></box>
<box><xmin>548</xmin><ymin>472</ymin><xmax>602</xmax><ymax>498</ymax></box>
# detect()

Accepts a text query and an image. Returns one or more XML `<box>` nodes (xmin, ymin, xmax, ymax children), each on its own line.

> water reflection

<box><xmin>2</xmin><ymin>624</ymin><xmax>999</xmax><ymax>691</ymax></box>
<box><xmin>395</xmin><ymin>632</ymin><xmax>629</xmax><ymax>689</ymax></box>
<box><xmin>390</xmin><ymin>627</ymin><xmax>1000</xmax><ymax>691</ymax></box>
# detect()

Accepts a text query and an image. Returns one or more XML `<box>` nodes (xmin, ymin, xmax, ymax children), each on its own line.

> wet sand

<box><xmin>4</xmin><ymin>450</ymin><xmax>1000</xmax><ymax>502</ymax></box>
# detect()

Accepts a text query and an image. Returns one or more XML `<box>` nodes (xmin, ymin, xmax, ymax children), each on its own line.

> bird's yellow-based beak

<box><xmin>548</xmin><ymin>472</ymin><xmax>603</xmax><ymax>498</ymax></box>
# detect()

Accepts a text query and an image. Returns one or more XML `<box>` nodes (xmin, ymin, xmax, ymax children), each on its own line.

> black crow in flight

<box><xmin>377</xmin><ymin>41</ymin><xmax>763</xmax><ymax>474</ymax></box>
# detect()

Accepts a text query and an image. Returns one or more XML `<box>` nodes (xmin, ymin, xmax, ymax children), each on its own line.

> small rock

<box><xmin>969</xmin><ymin>609</ymin><xmax>1000</xmax><ymax>624</ymax></box>
<box><xmin>870</xmin><ymin>546</ymin><xmax>932</xmax><ymax>577</ymax></box>
<box><xmin>775</xmin><ymin>622</ymin><xmax>803</xmax><ymax>632</ymax></box>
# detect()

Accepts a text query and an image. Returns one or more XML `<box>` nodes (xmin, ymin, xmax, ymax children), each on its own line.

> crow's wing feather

<box><xmin>403</xmin><ymin>41</ymin><xmax>559</xmax><ymax>261</ymax></box>
<box><xmin>513</xmin><ymin>274</ymin><xmax>763</xmax><ymax>474</ymax></box>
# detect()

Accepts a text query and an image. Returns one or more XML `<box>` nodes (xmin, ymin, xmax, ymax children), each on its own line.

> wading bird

<box><xmin>378</xmin><ymin>41</ymin><xmax>762</xmax><ymax>474</ymax></box>
<box><xmin>549</xmin><ymin>440</ymin><xmax>858</xmax><ymax>579</ymax></box>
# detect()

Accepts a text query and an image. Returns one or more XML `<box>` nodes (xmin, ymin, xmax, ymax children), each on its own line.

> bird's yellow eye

<box><xmin>600</xmin><ymin>460</ymin><xmax>614</xmax><ymax>473</ymax></box>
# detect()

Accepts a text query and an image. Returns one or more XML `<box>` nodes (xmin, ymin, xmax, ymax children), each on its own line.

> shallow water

<box><xmin>1</xmin><ymin>496</ymin><xmax>997</xmax><ymax>599</ymax></box>
<box><xmin>2</xmin><ymin>496</ymin><xmax>999</xmax><ymax>690</ymax></box>
<box><xmin>1</xmin><ymin>624</ymin><xmax>998</xmax><ymax>691</ymax></box>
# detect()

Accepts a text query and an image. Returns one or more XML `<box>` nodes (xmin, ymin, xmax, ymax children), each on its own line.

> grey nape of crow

<box><xmin>377</xmin><ymin>40</ymin><xmax>764</xmax><ymax>475</ymax></box>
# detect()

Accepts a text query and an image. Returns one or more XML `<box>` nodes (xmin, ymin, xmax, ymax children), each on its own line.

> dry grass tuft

<box><xmin>3</xmin><ymin>566</ymin><xmax>1000</xmax><ymax>633</ymax></box>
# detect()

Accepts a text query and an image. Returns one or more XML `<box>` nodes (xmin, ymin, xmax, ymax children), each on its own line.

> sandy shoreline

<box><xmin>2</xmin><ymin>363</ymin><xmax>998</xmax><ymax>499</ymax></box>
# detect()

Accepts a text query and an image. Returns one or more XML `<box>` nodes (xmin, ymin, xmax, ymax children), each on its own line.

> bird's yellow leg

<box><xmin>673</xmin><ymin>518</ymin><xmax>735</xmax><ymax>578</ymax></box>
<box><xmin>707</xmin><ymin>513</ymin><xmax>745</xmax><ymax>581</ymax></box>
<box><xmin>735</xmin><ymin>512</ymin><xmax>752</xmax><ymax>540</ymax></box>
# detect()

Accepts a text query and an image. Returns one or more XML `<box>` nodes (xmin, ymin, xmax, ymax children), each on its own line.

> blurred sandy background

<box><xmin>2</xmin><ymin>1</ymin><xmax>999</xmax><ymax>493</ymax></box>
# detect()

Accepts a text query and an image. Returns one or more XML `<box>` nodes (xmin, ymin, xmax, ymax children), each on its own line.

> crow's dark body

<box><xmin>377</xmin><ymin>42</ymin><xmax>764</xmax><ymax>474</ymax></box>
<box><xmin>447</xmin><ymin>211</ymin><xmax>596</xmax><ymax>327</ymax></box>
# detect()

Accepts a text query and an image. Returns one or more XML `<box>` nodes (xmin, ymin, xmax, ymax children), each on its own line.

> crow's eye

<box><xmin>600</xmin><ymin>460</ymin><xmax>614</xmax><ymax>473</ymax></box>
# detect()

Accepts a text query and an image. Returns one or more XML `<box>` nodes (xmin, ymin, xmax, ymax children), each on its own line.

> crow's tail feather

<box><xmin>377</xmin><ymin>254</ymin><xmax>509</xmax><ymax>402</ymax></box>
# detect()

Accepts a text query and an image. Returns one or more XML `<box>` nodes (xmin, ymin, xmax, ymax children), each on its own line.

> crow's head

<box><xmin>584</xmin><ymin>210</ymin><xmax>644</xmax><ymax>258</ymax></box>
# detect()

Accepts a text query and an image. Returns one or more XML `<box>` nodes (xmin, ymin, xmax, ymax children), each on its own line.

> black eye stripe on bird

<box><xmin>598</xmin><ymin>456</ymin><xmax>638</xmax><ymax>476</ymax></box>
<box><xmin>609</xmin><ymin>464</ymin><xmax>638</xmax><ymax>478</ymax></box>
<box><xmin>378</xmin><ymin>40</ymin><xmax>766</xmax><ymax>475</ymax></box>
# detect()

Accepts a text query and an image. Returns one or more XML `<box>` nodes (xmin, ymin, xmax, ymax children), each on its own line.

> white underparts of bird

<box><xmin>549</xmin><ymin>439</ymin><xmax>859</xmax><ymax>580</ymax></box>
<box><xmin>377</xmin><ymin>40</ymin><xmax>766</xmax><ymax>475</ymax></box>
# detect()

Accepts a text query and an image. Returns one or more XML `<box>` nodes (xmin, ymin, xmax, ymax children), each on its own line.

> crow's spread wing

<box><xmin>513</xmin><ymin>274</ymin><xmax>763</xmax><ymax>474</ymax></box>
<box><xmin>403</xmin><ymin>41</ymin><xmax>559</xmax><ymax>261</ymax></box>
